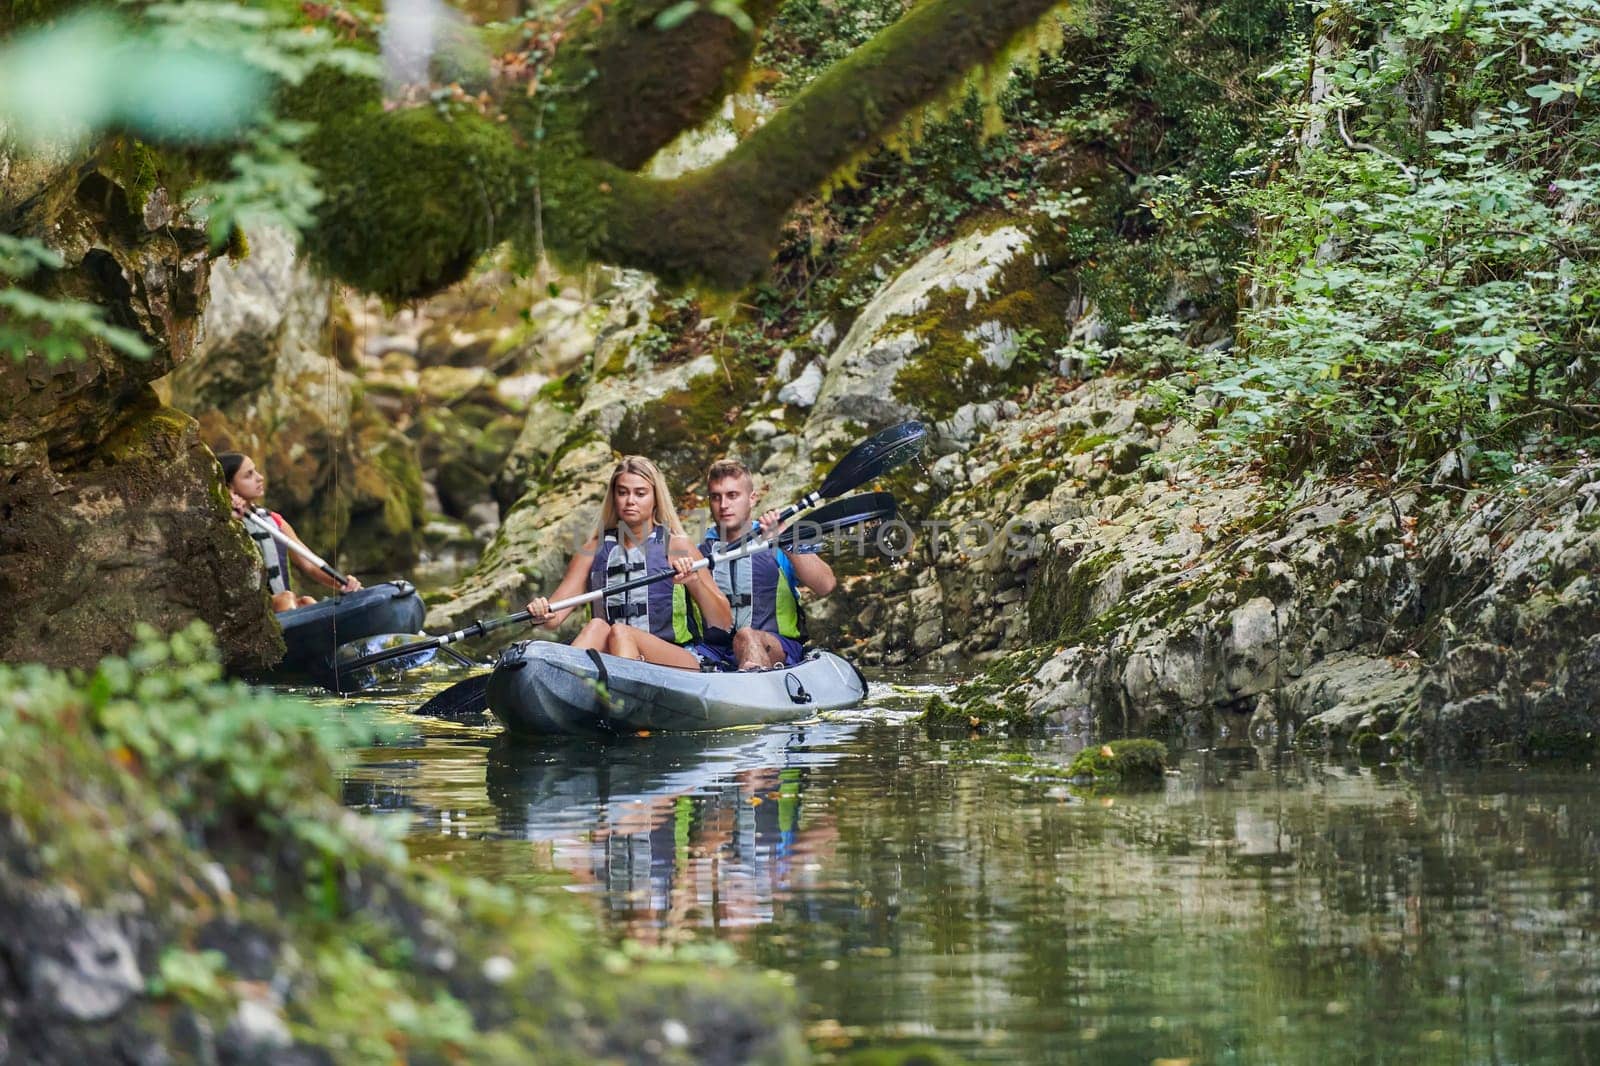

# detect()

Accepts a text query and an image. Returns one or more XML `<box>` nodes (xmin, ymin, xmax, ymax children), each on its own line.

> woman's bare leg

<box><xmin>572</xmin><ymin>618</ymin><xmax>611</xmax><ymax>650</ymax></box>
<box><xmin>605</xmin><ymin>625</ymin><xmax>639</xmax><ymax>660</ymax></box>
<box><xmin>607</xmin><ymin>626</ymin><xmax>700</xmax><ymax>670</ymax></box>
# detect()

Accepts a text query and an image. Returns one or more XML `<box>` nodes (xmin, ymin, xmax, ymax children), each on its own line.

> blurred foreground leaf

<box><xmin>0</xmin><ymin>10</ymin><xmax>268</xmax><ymax>145</ymax></box>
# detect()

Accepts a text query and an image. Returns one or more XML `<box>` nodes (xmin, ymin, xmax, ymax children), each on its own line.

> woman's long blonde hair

<box><xmin>596</xmin><ymin>455</ymin><xmax>687</xmax><ymax>541</ymax></box>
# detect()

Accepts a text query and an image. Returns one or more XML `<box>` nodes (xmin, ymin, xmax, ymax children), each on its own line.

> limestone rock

<box><xmin>169</xmin><ymin>226</ymin><xmax>427</xmax><ymax>575</ymax></box>
<box><xmin>776</xmin><ymin>362</ymin><xmax>822</xmax><ymax>408</ymax></box>
<box><xmin>29</xmin><ymin>913</ymin><xmax>143</xmax><ymax>1022</ymax></box>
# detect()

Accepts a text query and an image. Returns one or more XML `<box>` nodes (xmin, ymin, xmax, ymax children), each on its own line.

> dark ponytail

<box><xmin>217</xmin><ymin>451</ymin><xmax>246</xmax><ymax>487</ymax></box>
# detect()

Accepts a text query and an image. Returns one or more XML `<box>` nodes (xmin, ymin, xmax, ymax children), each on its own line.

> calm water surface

<box><xmin>326</xmin><ymin>672</ymin><xmax>1600</xmax><ymax>1064</ymax></box>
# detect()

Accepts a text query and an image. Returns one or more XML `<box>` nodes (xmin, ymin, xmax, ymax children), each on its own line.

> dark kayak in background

<box><xmin>266</xmin><ymin>580</ymin><xmax>427</xmax><ymax>690</ymax></box>
<box><xmin>486</xmin><ymin>639</ymin><xmax>867</xmax><ymax>737</ymax></box>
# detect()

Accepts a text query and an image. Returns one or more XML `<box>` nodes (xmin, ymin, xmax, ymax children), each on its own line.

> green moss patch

<box><xmin>886</xmin><ymin>252</ymin><xmax>1072</xmax><ymax>422</ymax></box>
<box><xmin>918</xmin><ymin>647</ymin><xmax>1052</xmax><ymax>734</ymax></box>
<box><xmin>611</xmin><ymin>367</ymin><xmax>762</xmax><ymax>489</ymax></box>
<box><xmin>1066</xmin><ymin>738</ymin><xmax>1168</xmax><ymax>786</ymax></box>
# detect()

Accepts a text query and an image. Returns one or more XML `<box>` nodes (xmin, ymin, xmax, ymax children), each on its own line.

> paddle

<box><xmin>406</xmin><ymin>492</ymin><xmax>898</xmax><ymax>718</ymax></box>
<box><xmin>243</xmin><ymin>507</ymin><xmax>353</xmax><ymax>588</ymax></box>
<box><xmin>721</xmin><ymin>420</ymin><xmax>927</xmax><ymax>553</ymax></box>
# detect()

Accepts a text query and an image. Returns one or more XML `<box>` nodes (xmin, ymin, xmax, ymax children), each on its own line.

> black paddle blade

<box><xmin>778</xmin><ymin>492</ymin><xmax>897</xmax><ymax>551</ymax></box>
<box><xmin>415</xmin><ymin>672</ymin><xmax>493</xmax><ymax>719</ymax></box>
<box><xmin>322</xmin><ymin>633</ymin><xmax>439</xmax><ymax>693</ymax></box>
<box><xmin>816</xmin><ymin>421</ymin><xmax>927</xmax><ymax>498</ymax></box>
<box><xmin>340</xmin><ymin>634</ymin><xmax>444</xmax><ymax>673</ymax></box>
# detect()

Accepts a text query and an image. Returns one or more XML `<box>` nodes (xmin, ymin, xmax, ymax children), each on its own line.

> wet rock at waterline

<box><xmin>936</xmin><ymin>403</ymin><xmax>1600</xmax><ymax>757</ymax></box>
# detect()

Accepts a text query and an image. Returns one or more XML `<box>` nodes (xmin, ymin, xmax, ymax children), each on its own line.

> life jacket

<box><xmin>249</xmin><ymin>509</ymin><xmax>293</xmax><ymax>596</ymax></box>
<box><xmin>700</xmin><ymin>524</ymin><xmax>807</xmax><ymax>642</ymax></box>
<box><xmin>587</xmin><ymin>524</ymin><xmax>702</xmax><ymax>646</ymax></box>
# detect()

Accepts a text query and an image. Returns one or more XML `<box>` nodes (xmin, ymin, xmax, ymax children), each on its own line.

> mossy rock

<box><xmin>288</xmin><ymin>69</ymin><xmax>532</xmax><ymax>301</ymax></box>
<box><xmin>918</xmin><ymin>649</ymin><xmax>1051</xmax><ymax>734</ymax></box>
<box><xmin>611</xmin><ymin>369</ymin><xmax>761</xmax><ymax>489</ymax></box>
<box><xmin>1066</xmin><ymin>738</ymin><xmax>1169</xmax><ymax>787</ymax></box>
<box><xmin>886</xmin><ymin>248</ymin><xmax>1073</xmax><ymax>423</ymax></box>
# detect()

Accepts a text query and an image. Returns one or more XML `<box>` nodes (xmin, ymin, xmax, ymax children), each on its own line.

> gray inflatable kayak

<box><xmin>486</xmin><ymin>640</ymin><xmax>868</xmax><ymax>736</ymax></box>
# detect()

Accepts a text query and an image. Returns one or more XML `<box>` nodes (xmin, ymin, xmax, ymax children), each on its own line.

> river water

<box><xmin>328</xmin><ymin>672</ymin><xmax>1600</xmax><ymax>1064</ymax></box>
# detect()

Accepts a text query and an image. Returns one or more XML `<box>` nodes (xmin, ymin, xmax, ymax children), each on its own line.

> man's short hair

<box><xmin>706</xmin><ymin>457</ymin><xmax>754</xmax><ymax>488</ymax></box>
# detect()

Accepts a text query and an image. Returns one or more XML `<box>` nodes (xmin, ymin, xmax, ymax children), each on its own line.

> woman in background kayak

<box><xmin>525</xmin><ymin>455</ymin><xmax>731</xmax><ymax>669</ymax></box>
<box><xmin>219</xmin><ymin>451</ymin><xmax>361</xmax><ymax>612</ymax></box>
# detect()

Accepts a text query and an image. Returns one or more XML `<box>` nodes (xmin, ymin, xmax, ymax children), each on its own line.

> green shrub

<box><xmin>1177</xmin><ymin>0</ymin><xmax>1600</xmax><ymax>479</ymax></box>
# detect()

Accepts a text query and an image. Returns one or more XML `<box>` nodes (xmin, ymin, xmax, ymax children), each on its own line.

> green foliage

<box><xmin>0</xmin><ymin>9</ymin><xmax>268</xmax><ymax>143</ymax></box>
<box><xmin>0</xmin><ymin>234</ymin><xmax>151</xmax><ymax>363</ymax></box>
<box><xmin>190</xmin><ymin>119</ymin><xmax>325</xmax><ymax>245</ymax></box>
<box><xmin>0</xmin><ymin>623</ymin><xmax>800</xmax><ymax>1062</ymax></box>
<box><xmin>1174</xmin><ymin>0</ymin><xmax>1600</xmax><ymax>478</ymax></box>
<box><xmin>0</xmin><ymin>1</ymin><xmax>377</xmax><ymax>254</ymax></box>
<box><xmin>149</xmin><ymin>948</ymin><xmax>230</xmax><ymax>1009</ymax></box>
<box><xmin>760</xmin><ymin>0</ymin><xmax>1299</xmax><ymax>342</ymax></box>
<box><xmin>94</xmin><ymin>629</ymin><xmax>378</xmax><ymax>790</ymax></box>
<box><xmin>12</xmin><ymin>622</ymin><xmax>399</xmax><ymax>865</ymax></box>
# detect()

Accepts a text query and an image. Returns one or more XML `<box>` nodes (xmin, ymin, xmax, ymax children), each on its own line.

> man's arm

<box><xmin>790</xmin><ymin>554</ymin><xmax>836</xmax><ymax>597</ymax></box>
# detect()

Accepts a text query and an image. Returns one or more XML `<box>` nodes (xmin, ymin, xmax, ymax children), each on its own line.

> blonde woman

<box><xmin>525</xmin><ymin>456</ymin><xmax>732</xmax><ymax>669</ymax></box>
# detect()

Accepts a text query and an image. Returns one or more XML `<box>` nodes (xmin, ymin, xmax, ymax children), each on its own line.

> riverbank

<box><xmin>0</xmin><ymin>626</ymin><xmax>807</xmax><ymax>1063</ymax></box>
<box><xmin>915</xmin><ymin>375</ymin><xmax>1600</xmax><ymax>758</ymax></box>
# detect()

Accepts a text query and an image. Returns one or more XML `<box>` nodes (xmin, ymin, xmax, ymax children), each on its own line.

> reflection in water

<box><xmin>484</xmin><ymin>724</ymin><xmax>857</xmax><ymax>942</ymax></box>
<box><xmin>341</xmin><ymin>709</ymin><xmax>1600</xmax><ymax>1064</ymax></box>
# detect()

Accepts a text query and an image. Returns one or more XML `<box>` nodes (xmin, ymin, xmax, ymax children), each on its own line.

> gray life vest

<box><xmin>587</xmin><ymin>525</ymin><xmax>701</xmax><ymax>645</ymax></box>
<box><xmin>249</xmin><ymin>510</ymin><xmax>293</xmax><ymax>595</ymax></box>
<box><xmin>700</xmin><ymin>524</ymin><xmax>807</xmax><ymax>642</ymax></box>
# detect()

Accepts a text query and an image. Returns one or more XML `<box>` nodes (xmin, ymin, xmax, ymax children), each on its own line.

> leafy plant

<box><xmin>656</xmin><ymin>0</ymin><xmax>755</xmax><ymax>33</ymax></box>
<box><xmin>0</xmin><ymin>235</ymin><xmax>152</xmax><ymax>364</ymax></box>
<box><xmin>1181</xmin><ymin>0</ymin><xmax>1600</xmax><ymax>478</ymax></box>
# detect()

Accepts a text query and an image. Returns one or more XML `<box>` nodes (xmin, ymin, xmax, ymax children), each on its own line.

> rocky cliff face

<box><xmin>923</xmin><ymin>376</ymin><xmax>1600</xmax><ymax>758</ymax></box>
<box><xmin>0</xmin><ymin>150</ymin><xmax>280</xmax><ymax>671</ymax></box>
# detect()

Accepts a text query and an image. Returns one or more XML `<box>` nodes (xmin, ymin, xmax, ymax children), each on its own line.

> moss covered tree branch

<box><xmin>294</xmin><ymin>0</ymin><xmax>1068</xmax><ymax>299</ymax></box>
<box><xmin>549</xmin><ymin>0</ymin><xmax>788</xmax><ymax>170</ymax></box>
<box><xmin>571</xmin><ymin>0</ymin><xmax>1070</xmax><ymax>286</ymax></box>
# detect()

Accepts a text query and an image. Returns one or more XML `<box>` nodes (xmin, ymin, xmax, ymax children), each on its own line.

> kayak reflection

<box><xmin>486</xmin><ymin>723</ymin><xmax>858</xmax><ymax>941</ymax></box>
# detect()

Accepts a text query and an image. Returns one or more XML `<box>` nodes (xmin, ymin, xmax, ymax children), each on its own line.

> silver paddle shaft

<box><xmin>242</xmin><ymin>508</ymin><xmax>350</xmax><ymax>585</ymax></box>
